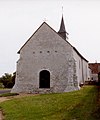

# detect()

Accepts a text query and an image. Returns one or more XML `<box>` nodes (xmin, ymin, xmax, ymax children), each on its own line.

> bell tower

<box><xmin>58</xmin><ymin>15</ymin><xmax>69</xmax><ymax>40</ymax></box>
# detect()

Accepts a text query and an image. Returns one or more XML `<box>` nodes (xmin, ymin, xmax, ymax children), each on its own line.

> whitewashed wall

<box><xmin>82</xmin><ymin>60</ymin><xmax>89</xmax><ymax>83</ymax></box>
<box><xmin>73</xmin><ymin>49</ymin><xmax>88</xmax><ymax>85</ymax></box>
<box><xmin>12</xmin><ymin>23</ymin><xmax>79</xmax><ymax>93</ymax></box>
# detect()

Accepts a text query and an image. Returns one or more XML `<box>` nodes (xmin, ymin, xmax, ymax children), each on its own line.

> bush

<box><xmin>0</xmin><ymin>72</ymin><xmax>15</xmax><ymax>88</ymax></box>
<box><xmin>0</xmin><ymin>83</ymin><xmax>4</xmax><ymax>88</ymax></box>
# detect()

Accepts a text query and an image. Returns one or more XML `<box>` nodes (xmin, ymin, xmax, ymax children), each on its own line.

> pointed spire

<box><xmin>58</xmin><ymin>15</ymin><xmax>66</xmax><ymax>33</ymax></box>
<box><xmin>58</xmin><ymin>15</ymin><xmax>68</xmax><ymax>40</ymax></box>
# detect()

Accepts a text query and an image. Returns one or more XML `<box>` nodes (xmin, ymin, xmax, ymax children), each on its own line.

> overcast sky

<box><xmin>0</xmin><ymin>0</ymin><xmax>100</xmax><ymax>76</ymax></box>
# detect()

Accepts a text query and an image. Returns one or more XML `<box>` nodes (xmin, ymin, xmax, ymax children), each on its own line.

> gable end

<box><xmin>18</xmin><ymin>22</ymin><xmax>72</xmax><ymax>54</ymax></box>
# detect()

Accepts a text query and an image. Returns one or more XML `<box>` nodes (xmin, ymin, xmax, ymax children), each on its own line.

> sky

<box><xmin>0</xmin><ymin>0</ymin><xmax>100</xmax><ymax>76</ymax></box>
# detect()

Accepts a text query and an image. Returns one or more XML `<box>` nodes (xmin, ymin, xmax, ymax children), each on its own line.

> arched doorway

<box><xmin>39</xmin><ymin>70</ymin><xmax>50</xmax><ymax>88</ymax></box>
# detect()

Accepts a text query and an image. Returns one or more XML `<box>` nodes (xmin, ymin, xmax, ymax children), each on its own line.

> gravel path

<box><xmin>0</xmin><ymin>89</ymin><xmax>11</xmax><ymax>95</ymax></box>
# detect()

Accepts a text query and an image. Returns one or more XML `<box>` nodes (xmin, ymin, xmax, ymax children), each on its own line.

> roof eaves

<box><xmin>18</xmin><ymin>21</ymin><xmax>72</xmax><ymax>54</ymax></box>
<box><xmin>17</xmin><ymin>22</ymin><xmax>88</xmax><ymax>63</ymax></box>
<box><xmin>73</xmin><ymin>47</ymin><xmax>88</xmax><ymax>62</ymax></box>
<box><xmin>17</xmin><ymin>22</ymin><xmax>47</xmax><ymax>54</ymax></box>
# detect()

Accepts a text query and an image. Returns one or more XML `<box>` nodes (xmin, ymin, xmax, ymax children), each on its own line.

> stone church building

<box><xmin>11</xmin><ymin>16</ymin><xmax>89</xmax><ymax>93</ymax></box>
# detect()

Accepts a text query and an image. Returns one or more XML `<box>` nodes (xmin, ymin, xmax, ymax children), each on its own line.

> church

<box><xmin>11</xmin><ymin>16</ymin><xmax>89</xmax><ymax>93</ymax></box>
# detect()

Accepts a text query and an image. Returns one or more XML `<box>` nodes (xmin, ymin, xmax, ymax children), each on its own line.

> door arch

<box><xmin>39</xmin><ymin>70</ymin><xmax>50</xmax><ymax>88</ymax></box>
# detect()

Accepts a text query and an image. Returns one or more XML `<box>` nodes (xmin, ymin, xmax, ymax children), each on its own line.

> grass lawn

<box><xmin>0</xmin><ymin>93</ymin><xmax>19</xmax><ymax>97</ymax></box>
<box><xmin>0</xmin><ymin>85</ymin><xmax>100</xmax><ymax>120</ymax></box>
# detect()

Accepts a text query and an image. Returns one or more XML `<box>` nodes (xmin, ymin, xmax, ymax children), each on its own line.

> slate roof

<box><xmin>58</xmin><ymin>15</ymin><xmax>69</xmax><ymax>40</ymax></box>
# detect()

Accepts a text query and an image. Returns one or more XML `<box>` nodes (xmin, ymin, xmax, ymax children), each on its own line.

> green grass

<box><xmin>0</xmin><ymin>93</ymin><xmax>19</xmax><ymax>97</ymax></box>
<box><xmin>0</xmin><ymin>86</ymin><xmax>99</xmax><ymax>120</ymax></box>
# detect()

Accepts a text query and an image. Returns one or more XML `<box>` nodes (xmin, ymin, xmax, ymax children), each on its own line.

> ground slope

<box><xmin>0</xmin><ymin>86</ymin><xmax>99</xmax><ymax>120</ymax></box>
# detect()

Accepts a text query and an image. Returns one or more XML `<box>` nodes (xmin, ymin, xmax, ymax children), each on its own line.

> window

<box><xmin>47</xmin><ymin>51</ymin><xmax>50</xmax><ymax>53</ymax></box>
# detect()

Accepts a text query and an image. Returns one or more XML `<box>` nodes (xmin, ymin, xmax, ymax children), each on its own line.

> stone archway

<box><xmin>39</xmin><ymin>70</ymin><xmax>50</xmax><ymax>88</ymax></box>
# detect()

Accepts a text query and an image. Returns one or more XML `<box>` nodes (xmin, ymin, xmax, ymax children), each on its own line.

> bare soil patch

<box><xmin>0</xmin><ymin>111</ymin><xmax>4</xmax><ymax>120</ymax></box>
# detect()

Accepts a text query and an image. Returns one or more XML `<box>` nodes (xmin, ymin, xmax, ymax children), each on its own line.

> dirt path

<box><xmin>0</xmin><ymin>111</ymin><xmax>3</xmax><ymax>120</ymax></box>
<box><xmin>0</xmin><ymin>96</ymin><xmax>13</xmax><ymax>120</ymax></box>
<box><xmin>0</xmin><ymin>97</ymin><xmax>10</xmax><ymax>103</ymax></box>
<box><xmin>0</xmin><ymin>97</ymin><xmax>9</xmax><ymax>120</ymax></box>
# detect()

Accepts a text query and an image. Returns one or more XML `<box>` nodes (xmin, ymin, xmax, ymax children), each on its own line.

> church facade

<box><xmin>11</xmin><ymin>16</ymin><xmax>89</xmax><ymax>93</ymax></box>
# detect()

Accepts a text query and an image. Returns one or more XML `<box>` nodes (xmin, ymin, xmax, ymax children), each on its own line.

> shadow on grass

<box><xmin>92</xmin><ymin>85</ymin><xmax>100</xmax><ymax>119</ymax></box>
<box><xmin>68</xmin><ymin>85</ymin><xmax>100</xmax><ymax>120</ymax></box>
<box><xmin>0</xmin><ymin>93</ymin><xmax>19</xmax><ymax>97</ymax></box>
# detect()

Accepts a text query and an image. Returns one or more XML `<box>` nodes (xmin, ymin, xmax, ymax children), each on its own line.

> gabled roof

<box><xmin>73</xmin><ymin>47</ymin><xmax>88</xmax><ymax>62</ymax></box>
<box><xmin>17</xmin><ymin>22</ymin><xmax>88</xmax><ymax>62</ymax></box>
<box><xmin>18</xmin><ymin>22</ymin><xmax>72</xmax><ymax>54</ymax></box>
<box><xmin>89</xmin><ymin>63</ymin><xmax>100</xmax><ymax>74</ymax></box>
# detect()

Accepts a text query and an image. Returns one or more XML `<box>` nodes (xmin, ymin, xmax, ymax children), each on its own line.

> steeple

<box><xmin>58</xmin><ymin>15</ymin><xmax>68</xmax><ymax>40</ymax></box>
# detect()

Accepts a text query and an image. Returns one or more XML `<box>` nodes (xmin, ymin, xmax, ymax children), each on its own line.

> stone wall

<box><xmin>73</xmin><ymin>48</ymin><xmax>88</xmax><ymax>85</ymax></box>
<box><xmin>11</xmin><ymin>23</ymin><xmax>80</xmax><ymax>93</ymax></box>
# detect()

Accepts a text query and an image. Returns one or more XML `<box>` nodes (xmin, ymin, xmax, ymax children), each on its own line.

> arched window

<box><xmin>39</xmin><ymin>70</ymin><xmax>50</xmax><ymax>88</ymax></box>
